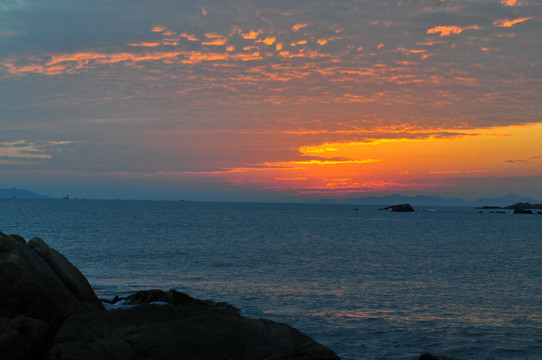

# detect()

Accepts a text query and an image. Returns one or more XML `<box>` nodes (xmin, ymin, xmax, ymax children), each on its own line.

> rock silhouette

<box><xmin>379</xmin><ymin>203</ymin><xmax>415</xmax><ymax>212</ymax></box>
<box><xmin>0</xmin><ymin>232</ymin><xmax>339</xmax><ymax>360</ymax></box>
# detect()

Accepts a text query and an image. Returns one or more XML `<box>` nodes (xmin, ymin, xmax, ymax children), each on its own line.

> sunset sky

<box><xmin>1</xmin><ymin>0</ymin><xmax>541</xmax><ymax>201</ymax></box>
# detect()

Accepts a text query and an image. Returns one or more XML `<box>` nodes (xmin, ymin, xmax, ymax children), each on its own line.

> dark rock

<box><xmin>418</xmin><ymin>353</ymin><xmax>458</xmax><ymax>360</ymax></box>
<box><xmin>48</xmin><ymin>303</ymin><xmax>340</xmax><ymax>360</ymax></box>
<box><xmin>379</xmin><ymin>203</ymin><xmax>415</xmax><ymax>212</ymax></box>
<box><xmin>513</xmin><ymin>208</ymin><xmax>533</xmax><ymax>214</ymax></box>
<box><xmin>418</xmin><ymin>354</ymin><xmax>441</xmax><ymax>360</ymax></box>
<box><xmin>104</xmin><ymin>289</ymin><xmax>241</xmax><ymax>312</ymax></box>
<box><xmin>0</xmin><ymin>232</ymin><xmax>104</xmax><ymax>359</ymax></box>
<box><xmin>0</xmin><ymin>233</ymin><xmax>104</xmax><ymax>325</ymax></box>
<box><xmin>479</xmin><ymin>202</ymin><xmax>542</xmax><ymax>210</ymax></box>
<box><xmin>1</xmin><ymin>232</ymin><xmax>338</xmax><ymax>360</ymax></box>
<box><xmin>505</xmin><ymin>202</ymin><xmax>542</xmax><ymax>210</ymax></box>
<box><xmin>0</xmin><ymin>315</ymin><xmax>51</xmax><ymax>360</ymax></box>
<box><xmin>28</xmin><ymin>237</ymin><xmax>104</xmax><ymax>314</ymax></box>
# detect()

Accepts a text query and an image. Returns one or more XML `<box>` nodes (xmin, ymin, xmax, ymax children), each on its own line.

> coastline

<box><xmin>0</xmin><ymin>231</ymin><xmax>339</xmax><ymax>360</ymax></box>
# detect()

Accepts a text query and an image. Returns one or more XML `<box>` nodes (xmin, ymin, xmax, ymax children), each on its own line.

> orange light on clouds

<box><xmin>260</xmin><ymin>37</ymin><xmax>276</xmax><ymax>45</ymax></box>
<box><xmin>0</xmin><ymin>140</ymin><xmax>53</xmax><ymax>159</ymax></box>
<box><xmin>202</xmin><ymin>33</ymin><xmax>228</xmax><ymax>46</ymax></box>
<box><xmin>2</xmin><ymin>1</ymin><xmax>541</xmax><ymax>201</ymax></box>
<box><xmin>190</xmin><ymin>123</ymin><xmax>542</xmax><ymax>196</ymax></box>
<box><xmin>317</xmin><ymin>39</ymin><xmax>328</xmax><ymax>46</ymax></box>
<box><xmin>180</xmin><ymin>33</ymin><xmax>199</xmax><ymax>41</ymax></box>
<box><xmin>4</xmin><ymin>51</ymin><xmax>183</xmax><ymax>75</ymax></box>
<box><xmin>427</xmin><ymin>25</ymin><xmax>481</xmax><ymax>37</ymax></box>
<box><xmin>500</xmin><ymin>0</ymin><xmax>520</xmax><ymax>5</ymax></box>
<box><xmin>129</xmin><ymin>42</ymin><xmax>161</xmax><ymax>47</ymax></box>
<box><xmin>292</xmin><ymin>24</ymin><xmax>308</xmax><ymax>32</ymax></box>
<box><xmin>493</xmin><ymin>17</ymin><xmax>535</xmax><ymax>27</ymax></box>
<box><xmin>240</xmin><ymin>29</ymin><xmax>261</xmax><ymax>40</ymax></box>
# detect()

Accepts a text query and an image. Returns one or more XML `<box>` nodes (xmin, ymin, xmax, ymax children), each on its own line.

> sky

<box><xmin>1</xmin><ymin>0</ymin><xmax>541</xmax><ymax>201</ymax></box>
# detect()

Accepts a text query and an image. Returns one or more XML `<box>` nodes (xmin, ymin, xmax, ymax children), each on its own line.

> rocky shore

<box><xmin>477</xmin><ymin>202</ymin><xmax>542</xmax><ymax>214</ymax></box>
<box><xmin>0</xmin><ymin>231</ymin><xmax>339</xmax><ymax>360</ymax></box>
<box><xmin>1</xmin><ymin>231</ymin><xmax>448</xmax><ymax>360</ymax></box>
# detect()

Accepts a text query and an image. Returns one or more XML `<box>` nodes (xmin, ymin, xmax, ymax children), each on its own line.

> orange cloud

<box><xmin>47</xmin><ymin>52</ymin><xmax>181</xmax><ymax>66</ymax></box>
<box><xmin>292</xmin><ymin>24</ymin><xmax>308</xmax><ymax>32</ymax></box>
<box><xmin>493</xmin><ymin>17</ymin><xmax>535</xmax><ymax>27</ymax></box>
<box><xmin>275</xmin><ymin>177</ymin><xmax>308</xmax><ymax>181</ymax></box>
<box><xmin>0</xmin><ymin>140</ymin><xmax>53</xmax><ymax>159</ymax></box>
<box><xmin>290</xmin><ymin>40</ymin><xmax>307</xmax><ymax>47</ymax></box>
<box><xmin>151</xmin><ymin>26</ymin><xmax>165</xmax><ymax>32</ymax></box>
<box><xmin>163</xmin><ymin>39</ymin><xmax>178</xmax><ymax>46</ymax></box>
<box><xmin>181</xmin><ymin>51</ymin><xmax>233</xmax><ymax>64</ymax></box>
<box><xmin>429</xmin><ymin>170</ymin><xmax>487</xmax><ymax>175</ymax></box>
<box><xmin>180</xmin><ymin>33</ymin><xmax>199</xmax><ymax>41</ymax></box>
<box><xmin>260</xmin><ymin>37</ymin><xmax>276</xmax><ymax>45</ymax></box>
<box><xmin>202</xmin><ymin>33</ymin><xmax>228</xmax><ymax>46</ymax></box>
<box><xmin>4</xmin><ymin>51</ymin><xmax>183</xmax><ymax>75</ymax></box>
<box><xmin>499</xmin><ymin>0</ymin><xmax>529</xmax><ymax>5</ymax></box>
<box><xmin>317</xmin><ymin>39</ymin><xmax>328</xmax><ymax>46</ymax></box>
<box><xmin>427</xmin><ymin>25</ymin><xmax>481</xmax><ymax>37</ymax></box>
<box><xmin>240</xmin><ymin>29</ymin><xmax>261</xmax><ymax>40</ymax></box>
<box><xmin>288</xmin><ymin>159</ymin><xmax>380</xmax><ymax>165</ymax></box>
<box><xmin>129</xmin><ymin>42</ymin><xmax>161</xmax><ymax>47</ymax></box>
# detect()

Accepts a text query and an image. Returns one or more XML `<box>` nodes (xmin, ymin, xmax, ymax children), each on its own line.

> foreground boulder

<box><xmin>1</xmin><ymin>233</ymin><xmax>339</xmax><ymax>360</ymax></box>
<box><xmin>0</xmin><ymin>232</ymin><xmax>104</xmax><ymax>360</ymax></box>
<box><xmin>49</xmin><ymin>291</ymin><xmax>339</xmax><ymax>360</ymax></box>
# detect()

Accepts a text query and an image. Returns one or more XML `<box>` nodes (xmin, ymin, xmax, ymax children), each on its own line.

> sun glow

<box><xmin>193</xmin><ymin>123</ymin><xmax>542</xmax><ymax>195</ymax></box>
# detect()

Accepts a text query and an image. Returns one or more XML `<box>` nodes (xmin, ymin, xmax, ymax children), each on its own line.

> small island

<box><xmin>379</xmin><ymin>203</ymin><xmax>415</xmax><ymax>212</ymax></box>
<box><xmin>478</xmin><ymin>202</ymin><xmax>542</xmax><ymax>214</ymax></box>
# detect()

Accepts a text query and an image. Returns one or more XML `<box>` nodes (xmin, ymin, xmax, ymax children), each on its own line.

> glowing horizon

<box><xmin>1</xmin><ymin>1</ymin><xmax>541</xmax><ymax>201</ymax></box>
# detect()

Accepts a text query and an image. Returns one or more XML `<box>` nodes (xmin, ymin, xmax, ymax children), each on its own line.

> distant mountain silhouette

<box><xmin>341</xmin><ymin>194</ymin><xmax>469</xmax><ymax>206</ymax></box>
<box><xmin>318</xmin><ymin>193</ymin><xmax>540</xmax><ymax>207</ymax></box>
<box><xmin>470</xmin><ymin>193</ymin><xmax>540</xmax><ymax>207</ymax></box>
<box><xmin>0</xmin><ymin>188</ymin><xmax>50</xmax><ymax>199</ymax></box>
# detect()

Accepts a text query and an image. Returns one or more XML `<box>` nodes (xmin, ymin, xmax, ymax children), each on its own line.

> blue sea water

<box><xmin>1</xmin><ymin>199</ymin><xmax>541</xmax><ymax>360</ymax></box>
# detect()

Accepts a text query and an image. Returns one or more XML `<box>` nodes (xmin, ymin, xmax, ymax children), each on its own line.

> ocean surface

<box><xmin>1</xmin><ymin>199</ymin><xmax>541</xmax><ymax>359</ymax></box>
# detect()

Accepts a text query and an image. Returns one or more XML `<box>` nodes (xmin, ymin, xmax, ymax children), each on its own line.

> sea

<box><xmin>0</xmin><ymin>199</ymin><xmax>540</xmax><ymax>360</ymax></box>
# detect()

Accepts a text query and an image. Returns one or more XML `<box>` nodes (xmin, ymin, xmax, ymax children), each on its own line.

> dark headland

<box><xmin>0</xmin><ymin>187</ymin><xmax>50</xmax><ymax>199</ymax></box>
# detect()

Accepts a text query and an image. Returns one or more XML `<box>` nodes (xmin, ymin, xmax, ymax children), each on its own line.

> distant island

<box><xmin>0</xmin><ymin>187</ymin><xmax>50</xmax><ymax>199</ymax></box>
<box><xmin>477</xmin><ymin>202</ymin><xmax>542</xmax><ymax>214</ymax></box>
<box><xmin>478</xmin><ymin>202</ymin><xmax>542</xmax><ymax>210</ymax></box>
<box><xmin>319</xmin><ymin>193</ymin><xmax>541</xmax><ymax>207</ymax></box>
